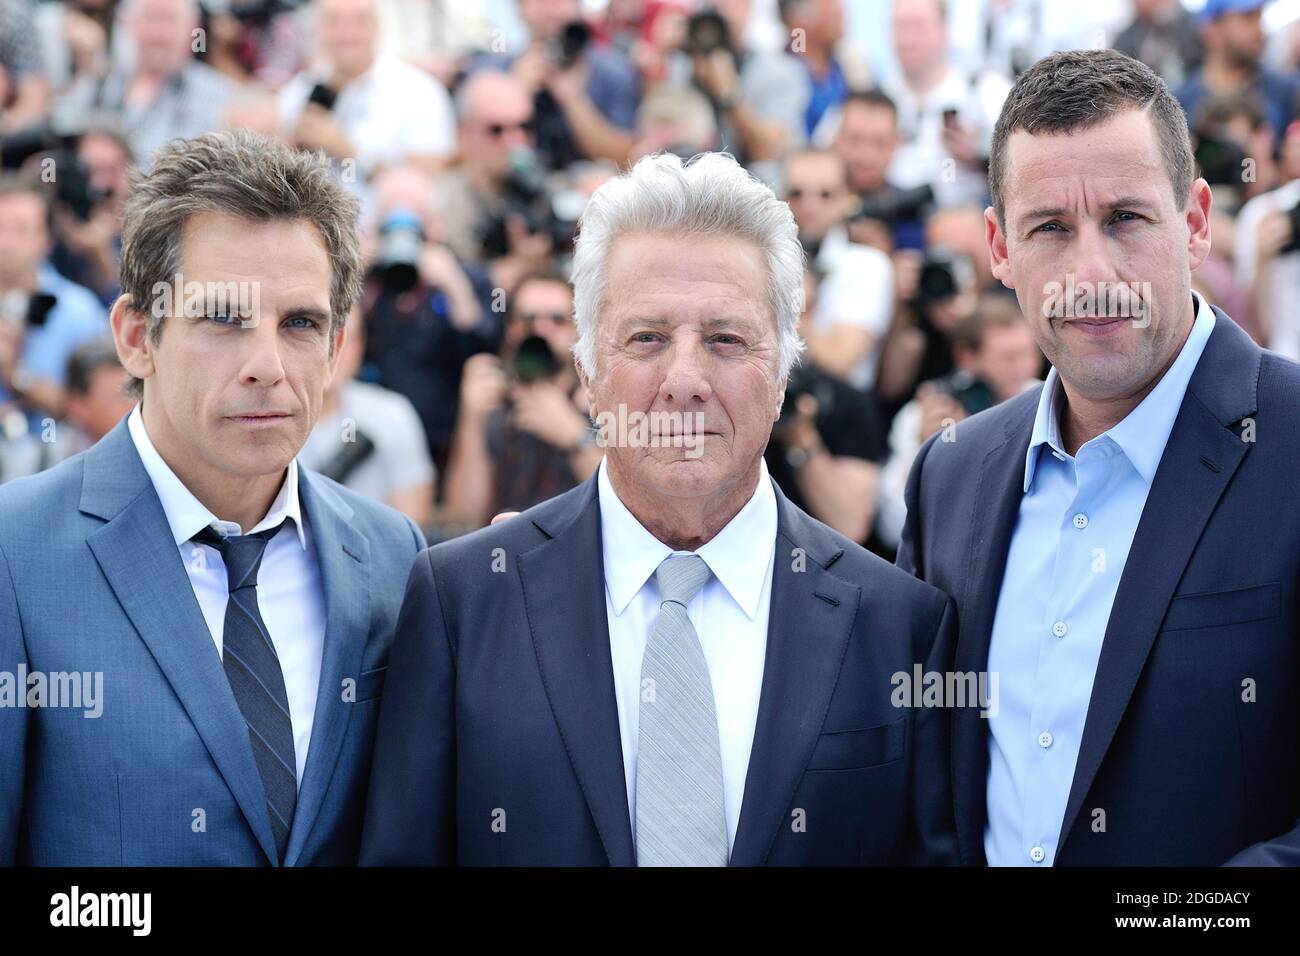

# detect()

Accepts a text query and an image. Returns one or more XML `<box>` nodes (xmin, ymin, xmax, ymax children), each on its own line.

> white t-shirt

<box><xmin>811</xmin><ymin>226</ymin><xmax>896</xmax><ymax>390</ymax></box>
<box><xmin>1235</xmin><ymin>178</ymin><xmax>1300</xmax><ymax>362</ymax></box>
<box><xmin>883</xmin><ymin>65</ymin><xmax>1010</xmax><ymax>209</ymax></box>
<box><xmin>298</xmin><ymin>380</ymin><xmax>435</xmax><ymax>504</ymax></box>
<box><xmin>278</xmin><ymin>54</ymin><xmax>456</xmax><ymax>177</ymax></box>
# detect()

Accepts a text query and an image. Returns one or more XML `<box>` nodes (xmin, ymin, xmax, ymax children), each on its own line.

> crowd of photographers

<box><xmin>1</xmin><ymin>0</ymin><xmax>1298</xmax><ymax>555</ymax></box>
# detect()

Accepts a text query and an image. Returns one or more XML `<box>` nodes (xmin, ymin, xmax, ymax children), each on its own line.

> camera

<box><xmin>916</xmin><ymin>248</ymin><xmax>974</xmax><ymax>305</ymax></box>
<box><xmin>686</xmin><ymin>11</ymin><xmax>732</xmax><ymax>58</ymax></box>
<box><xmin>375</xmin><ymin>209</ymin><xmax>424</xmax><ymax>293</ymax></box>
<box><xmin>511</xmin><ymin>335</ymin><xmax>562</xmax><ymax>385</ymax></box>
<box><xmin>0</xmin><ymin>292</ymin><xmax>58</xmax><ymax>329</ymax></box>
<box><xmin>549</xmin><ymin>21</ymin><xmax>590</xmax><ymax>70</ymax></box>
<box><xmin>850</xmin><ymin>184</ymin><xmax>935</xmax><ymax>226</ymax></box>
<box><xmin>478</xmin><ymin>149</ymin><xmax>580</xmax><ymax>260</ymax></box>
<box><xmin>776</xmin><ymin>364</ymin><xmax>832</xmax><ymax>430</ymax></box>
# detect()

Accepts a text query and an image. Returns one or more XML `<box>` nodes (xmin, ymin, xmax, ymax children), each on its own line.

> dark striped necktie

<box><xmin>192</xmin><ymin>523</ymin><xmax>297</xmax><ymax>863</ymax></box>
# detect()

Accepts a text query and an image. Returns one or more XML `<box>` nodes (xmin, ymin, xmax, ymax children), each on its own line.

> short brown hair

<box><xmin>988</xmin><ymin>49</ymin><xmax>1194</xmax><ymax>232</ymax></box>
<box><xmin>119</xmin><ymin>129</ymin><xmax>363</xmax><ymax>398</ymax></box>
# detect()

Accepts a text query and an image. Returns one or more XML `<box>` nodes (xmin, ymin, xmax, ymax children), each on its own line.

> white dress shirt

<box><xmin>598</xmin><ymin>456</ymin><xmax>777</xmax><ymax>852</ymax></box>
<box><xmin>127</xmin><ymin>404</ymin><xmax>326</xmax><ymax>786</ymax></box>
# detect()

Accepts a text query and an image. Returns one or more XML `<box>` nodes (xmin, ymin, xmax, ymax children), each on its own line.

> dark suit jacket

<box><xmin>0</xmin><ymin>417</ymin><xmax>426</xmax><ymax>865</ymax></box>
<box><xmin>361</xmin><ymin>474</ymin><xmax>959</xmax><ymax>865</ymax></box>
<box><xmin>898</xmin><ymin>309</ymin><xmax>1300</xmax><ymax>866</ymax></box>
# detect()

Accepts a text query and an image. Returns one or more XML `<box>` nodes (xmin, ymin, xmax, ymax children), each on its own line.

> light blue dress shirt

<box><xmin>984</xmin><ymin>292</ymin><xmax>1217</xmax><ymax>867</ymax></box>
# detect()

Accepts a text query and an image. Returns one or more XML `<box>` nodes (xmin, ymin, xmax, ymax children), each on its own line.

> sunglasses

<box><xmin>486</xmin><ymin>119</ymin><xmax>535</xmax><ymax>138</ymax></box>
<box><xmin>787</xmin><ymin>187</ymin><xmax>839</xmax><ymax>201</ymax></box>
<box><xmin>522</xmin><ymin>311</ymin><xmax>570</xmax><ymax>325</ymax></box>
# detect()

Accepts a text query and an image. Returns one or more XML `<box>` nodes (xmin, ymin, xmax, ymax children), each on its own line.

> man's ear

<box><xmin>985</xmin><ymin>205</ymin><xmax>1015</xmax><ymax>290</ymax></box>
<box><xmin>1185</xmin><ymin>177</ymin><xmax>1213</xmax><ymax>272</ymax></box>
<box><xmin>327</xmin><ymin>319</ymin><xmax>348</xmax><ymax>384</ymax></box>
<box><xmin>575</xmin><ymin>355</ymin><xmax>596</xmax><ymax>419</ymax></box>
<box><xmin>773</xmin><ymin>372</ymin><xmax>788</xmax><ymax>422</ymax></box>
<box><xmin>110</xmin><ymin>294</ymin><xmax>157</xmax><ymax>384</ymax></box>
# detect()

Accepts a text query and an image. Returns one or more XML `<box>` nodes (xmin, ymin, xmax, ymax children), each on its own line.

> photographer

<box><xmin>1236</xmin><ymin>118</ymin><xmax>1300</xmax><ymax>360</ymax></box>
<box><xmin>670</xmin><ymin>2</ymin><xmax>805</xmax><ymax>177</ymax></box>
<box><xmin>0</xmin><ymin>177</ymin><xmax>107</xmax><ymax>439</ymax></box>
<box><xmin>765</xmin><ymin>265</ymin><xmax>885</xmax><ymax>545</ymax></box>
<box><xmin>56</xmin><ymin>0</ymin><xmax>235</xmax><ymax>168</ymax></box>
<box><xmin>198</xmin><ymin>0</ymin><xmax>308</xmax><ymax>89</ymax></box>
<box><xmin>468</xmin><ymin>0</ymin><xmax>641</xmax><ymax>170</ymax></box>
<box><xmin>436</xmin><ymin>70</ymin><xmax>556</xmax><ymax>295</ymax></box>
<box><xmin>443</xmin><ymin>270</ymin><xmax>599</xmax><ymax>528</ymax></box>
<box><xmin>361</xmin><ymin>163</ymin><xmax>498</xmax><ymax>475</ymax></box>
<box><xmin>876</xmin><ymin>293</ymin><xmax>1041</xmax><ymax>550</ymax></box>
<box><xmin>834</xmin><ymin>89</ymin><xmax>933</xmax><ymax>254</ymax></box>
<box><xmin>299</xmin><ymin>305</ymin><xmax>435</xmax><ymax>528</ymax></box>
<box><xmin>277</xmin><ymin>0</ymin><xmax>456</xmax><ymax>181</ymax></box>
<box><xmin>883</xmin><ymin>0</ymin><xmax>1010</xmax><ymax>209</ymax></box>
<box><xmin>783</xmin><ymin>148</ymin><xmax>894</xmax><ymax>391</ymax></box>
<box><xmin>875</xmin><ymin>207</ymin><xmax>997</xmax><ymax>408</ymax></box>
<box><xmin>49</xmin><ymin>126</ymin><xmax>133</xmax><ymax>306</ymax></box>
<box><xmin>0</xmin><ymin>0</ymin><xmax>52</xmax><ymax>136</ymax></box>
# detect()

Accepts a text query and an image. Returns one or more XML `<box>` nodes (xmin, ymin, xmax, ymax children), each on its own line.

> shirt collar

<box><xmin>127</xmin><ymin>403</ymin><xmax>307</xmax><ymax>549</ymax></box>
<box><xmin>1024</xmin><ymin>290</ymin><xmax>1217</xmax><ymax>492</ymax></box>
<box><xmin>597</xmin><ymin>456</ymin><xmax>777</xmax><ymax>621</ymax></box>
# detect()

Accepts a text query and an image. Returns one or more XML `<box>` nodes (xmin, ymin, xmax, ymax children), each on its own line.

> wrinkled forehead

<box><xmin>1002</xmin><ymin>112</ymin><xmax>1175</xmax><ymax>226</ymax></box>
<box><xmin>602</xmin><ymin>231</ymin><xmax>772</xmax><ymax>323</ymax></box>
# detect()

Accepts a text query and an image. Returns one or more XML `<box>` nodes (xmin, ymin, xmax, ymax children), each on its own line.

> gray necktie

<box><xmin>636</xmin><ymin>553</ymin><xmax>729</xmax><ymax>866</ymax></box>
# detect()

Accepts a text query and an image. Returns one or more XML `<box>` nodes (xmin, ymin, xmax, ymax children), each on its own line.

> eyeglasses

<box><xmin>522</xmin><ymin>311</ymin><xmax>570</xmax><ymax>325</ymax></box>
<box><xmin>486</xmin><ymin>119</ymin><xmax>535</xmax><ymax>138</ymax></box>
<box><xmin>787</xmin><ymin>188</ymin><xmax>839</xmax><ymax>201</ymax></box>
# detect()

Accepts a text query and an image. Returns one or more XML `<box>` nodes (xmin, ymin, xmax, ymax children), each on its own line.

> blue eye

<box><xmin>207</xmin><ymin>313</ymin><xmax>241</xmax><ymax>326</ymax></box>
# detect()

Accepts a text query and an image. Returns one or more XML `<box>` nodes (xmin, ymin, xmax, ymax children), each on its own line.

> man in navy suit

<box><xmin>361</xmin><ymin>151</ymin><xmax>959</xmax><ymax>866</ymax></box>
<box><xmin>0</xmin><ymin>130</ymin><xmax>425</xmax><ymax>865</ymax></box>
<box><xmin>898</xmin><ymin>49</ymin><xmax>1300</xmax><ymax>866</ymax></box>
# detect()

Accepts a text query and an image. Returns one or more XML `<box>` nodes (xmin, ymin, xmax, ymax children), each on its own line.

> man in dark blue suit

<box><xmin>898</xmin><ymin>49</ymin><xmax>1300</xmax><ymax>866</ymax></box>
<box><xmin>361</xmin><ymin>151</ymin><xmax>960</xmax><ymax>866</ymax></box>
<box><xmin>0</xmin><ymin>131</ymin><xmax>424</xmax><ymax>865</ymax></box>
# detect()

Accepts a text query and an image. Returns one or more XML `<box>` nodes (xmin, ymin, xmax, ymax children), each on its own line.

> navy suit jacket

<box><xmin>898</xmin><ymin>309</ymin><xmax>1300</xmax><ymax>866</ymax></box>
<box><xmin>0</xmin><ymin>416</ymin><xmax>426</xmax><ymax>865</ymax></box>
<box><xmin>360</xmin><ymin>472</ymin><xmax>960</xmax><ymax>866</ymax></box>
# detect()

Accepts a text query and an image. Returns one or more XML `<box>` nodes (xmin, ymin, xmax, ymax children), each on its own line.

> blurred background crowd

<box><xmin>2</xmin><ymin>0</ymin><xmax>1298</xmax><ymax>557</ymax></box>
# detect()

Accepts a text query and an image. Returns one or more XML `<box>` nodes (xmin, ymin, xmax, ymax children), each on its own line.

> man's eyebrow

<box><xmin>1018</xmin><ymin>196</ymin><xmax>1159</xmax><ymax>226</ymax></box>
<box><xmin>281</xmin><ymin>306</ymin><xmax>332</xmax><ymax>323</ymax></box>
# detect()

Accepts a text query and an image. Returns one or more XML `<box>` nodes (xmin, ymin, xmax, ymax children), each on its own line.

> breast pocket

<box><xmin>352</xmin><ymin>666</ymin><xmax>387</xmax><ymax>702</ymax></box>
<box><xmin>1161</xmin><ymin>582</ymin><xmax>1282</xmax><ymax>632</ymax></box>
<box><xmin>805</xmin><ymin>717</ymin><xmax>906</xmax><ymax>772</ymax></box>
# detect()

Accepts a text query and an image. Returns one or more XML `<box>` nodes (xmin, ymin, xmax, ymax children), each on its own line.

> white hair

<box><xmin>570</xmin><ymin>151</ymin><xmax>806</xmax><ymax>380</ymax></box>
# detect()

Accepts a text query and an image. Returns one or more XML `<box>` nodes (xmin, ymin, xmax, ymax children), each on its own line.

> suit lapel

<box><xmin>81</xmin><ymin>421</ymin><xmax>280</xmax><ymax>865</ymax></box>
<box><xmin>728</xmin><ymin>483</ymin><xmax>859</xmax><ymax>866</ymax></box>
<box><xmin>517</xmin><ymin>479</ymin><xmax>636</xmax><ymax>866</ymax></box>
<box><xmin>950</xmin><ymin>396</ymin><xmax>1037</xmax><ymax>867</ymax></box>
<box><xmin>283</xmin><ymin>470</ymin><xmax>370</xmax><ymax>866</ymax></box>
<box><xmin>1055</xmin><ymin>312</ymin><xmax>1259</xmax><ymax>858</ymax></box>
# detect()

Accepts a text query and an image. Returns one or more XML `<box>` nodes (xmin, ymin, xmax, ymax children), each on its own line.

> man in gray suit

<box><xmin>0</xmin><ymin>130</ymin><xmax>425</xmax><ymax>865</ymax></box>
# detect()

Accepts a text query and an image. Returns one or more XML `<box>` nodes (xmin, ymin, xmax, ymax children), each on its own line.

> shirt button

<box><xmin>1030</xmin><ymin>845</ymin><xmax>1046</xmax><ymax>863</ymax></box>
<box><xmin>1052</xmin><ymin>620</ymin><xmax>1068</xmax><ymax>638</ymax></box>
<box><xmin>1072</xmin><ymin>513</ymin><xmax>1089</xmax><ymax>529</ymax></box>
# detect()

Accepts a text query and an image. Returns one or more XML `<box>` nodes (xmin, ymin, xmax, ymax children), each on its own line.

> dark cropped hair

<box><xmin>988</xmin><ymin>49</ymin><xmax>1195</xmax><ymax>232</ymax></box>
<box><xmin>118</xmin><ymin>129</ymin><xmax>363</xmax><ymax>398</ymax></box>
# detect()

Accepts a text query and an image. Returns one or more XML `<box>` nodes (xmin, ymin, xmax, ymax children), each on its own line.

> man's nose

<box><xmin>1069</xmin><ymin>221</ymin><xmax>1122</xmax><ymax>287</ymax></box>
<box><xmin>657</xmin><ymin>338</ymin><xmax>713</xmax><ymax>406</ymax></box>
<box><xmin>237</xmin><ymin>317</ymin><xmax>288</xmax><ymax>386</ymax></box>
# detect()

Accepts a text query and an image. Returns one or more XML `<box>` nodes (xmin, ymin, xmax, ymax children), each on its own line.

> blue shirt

<box><xmin>0</xmin><ymin>262</ymin><xmax>109</xmax><ymax>430</ymax></box>
<box><xmin>801</xmin><ymin>55</ymin><xmax>846</xmax><ymax>139</ymax></box>
<box><xmin>983</xmin><ymin>292</ymin><xmax>1216</xmax><ymax>867</ymax></box>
